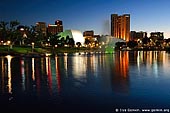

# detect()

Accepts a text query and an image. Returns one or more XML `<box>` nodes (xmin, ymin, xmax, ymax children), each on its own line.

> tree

<box><xmin>65</xmin><ymin>35</ymin><xmax>70</xmax><ymax>45</ymax></box>
<box><xmin>155</xmin><ymin>41</ymin><xmax>161</xmax><ymax>47</ymax></box>
<box><xmin>10</xmin><ymin>20</ymin><xmax>20</xmax><ymax>31</ymax></box>
<box><xmin>35</xmin><ymin>29</ymin><xmax>45</xmax><ymax>46</ymax></box>
<box><xmin>68</xmin><ymin>38</ymin><xmax>75</xmax><ymax>47</ymax></box>
<box><xmin>76</xmin><ymin>42</ymin><xmax>81</xmax><ymax>47</ymax></box>
<box><xmin>142</xmin><ymin>37</ymin><xmax>149</xmax><ymax>45</ymax></box>
<box><xmin>85</xmin><ymin>38</ymin><xmax>91</xmax><ymax>45</ymax></box>
<box><xmin>127</xmin><ymin>40</ymin><xmax>138</xmax><ymax>48</ymax></box>
<box><xmin>60</xmin><ymin>37</ymin><xmax>65</xmax><ymax>47</ymax></box>
<box><xmin>115</xmin><ymin>42</ymin><xmax>126</xmax><ymax>50</ymax></box>
<box><xmin>0</xmin><ymin>21</ymin><xmax>8</xmax><ymax>41</ymax></box>
<box><xmin>29</xmin><ymin>25</ymin><xmax>36</xmax><ymax>43</ymax></box>
<box><xmin>9</xmin><ymin>20</ymin><xmax>20</xmax><ymax>44</ymax></box>
<box><xmin>50</xmin><ymin>35</ymin><xmax>60</xmax><ymax>47</ymax></box>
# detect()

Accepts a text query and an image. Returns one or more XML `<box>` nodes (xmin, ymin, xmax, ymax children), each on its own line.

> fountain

<box><xmin>101</xmin><ymin>35</ymin><xmax>126</xmax><ymax>53</ymax></box>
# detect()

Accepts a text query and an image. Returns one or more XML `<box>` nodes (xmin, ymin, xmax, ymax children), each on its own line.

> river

<box><xmin>0</xmin><ymin>51</ymin><xmax>170</xmax><ymax>113</ymax></box>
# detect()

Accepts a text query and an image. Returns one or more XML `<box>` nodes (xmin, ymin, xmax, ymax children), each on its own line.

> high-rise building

<box><xmin>55</xmin><ymin>20</ymin><xmax>63</xmax><ymax>33</ymax></box>
<box><xmin>35</xmin><ymin>22</ymin><xmax>47</xmax><ymax>36</ymax></box>
<box><xmin>47</xmin><ymin>20</ymin><xmax>63</xmax><ymax>35</ymax></box>
<box><xmin>111</xmin><ymin>14</ymin><xmax>130</xmax><ymax>41</ymax></box>
<box><xmin>47</xmin><ymin>24</ymin><xmax>58</xmax><ymax>35</ymax></box>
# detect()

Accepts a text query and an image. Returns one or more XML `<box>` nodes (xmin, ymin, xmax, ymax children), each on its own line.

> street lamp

<box><xmin>1</xmin><ymin>41</ymin><xmax>3</xmax><ymax>45</ymax></box>
<box><xmin>7</xmin><ymin>41</ymin><xmax>11</xmax><ymax>52</ymax></box>
<box><xmin>32</xmin><ymin>42</ymin><xmax>34</xmax><ymax>52</ymax></box>
<box><xmin>7</xmin><ymin>41</ymin><xmax>10</xmax><ymax>45</ymax></box>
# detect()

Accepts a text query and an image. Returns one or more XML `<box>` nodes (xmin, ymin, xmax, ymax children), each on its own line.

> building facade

<box><xmin>55</xmin><ymin>20</ymin><xmax>63</xmax><ymax>33</ymax></box>
<box><xmin>35</xmin><ymin>22</ymin><xmax>47</xmax><ymax>36</ymax></box>
<box><xmin>83</xmin><ymin>30</ymin><xmax>94</xmax><ymax>40</ymax></box>
<box><xmin>83</xmin><ymin>30</ymin><xmax>94</xmax><ymax>37</ymax></box>
<box><xmin>47</xmin><ymin>24</ymin><xmax>58</xmax><ymax>35</ymax></box>
<box><xmin>47</xmin><ymin>20</ymin><xmax>63</xmax><ymax>35</ymax></box>
<box><xmin>150</xmin><ymin>32</ymin><xmax>164</xmax><ymax>41</ymax></box>
<box><xmin>111</xmin><ymin>14</ymin><xmax>130</xmax><ymax>41</ymax></box>
<box><xmin>131</xmin><ymin>31</ymin><xmax>147</xmax><ymax>41</ymax></box>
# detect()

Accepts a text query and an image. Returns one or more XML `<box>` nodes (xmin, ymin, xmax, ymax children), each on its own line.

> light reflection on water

<box><xmin>6</xmin><ymin>55</ymin><xmax>12</xmax><ymax>94</ymax></box>
<box><xmin>0</xmin><ymin>51</ymin><xmax>170</xmax><ymax>112</ymax></box>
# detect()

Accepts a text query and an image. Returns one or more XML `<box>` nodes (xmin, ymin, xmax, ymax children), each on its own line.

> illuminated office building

<box><xmin>83</xmin><ymin>30</ymin><xmax>94</xmax><ymax>41</ymax></box>
<box><xmin>47</xmin><ymin>24</ymin><xmax>58</xmax><ymax>35</ymax></box>
<box><xmin>150</xmin><ymin>32</ymin><xmax>164</xmax><ymax>41</ymax></box>
<box><xmin>55</xmin><ymin>20</ymin><xmax>63</xmax><ymax>33</ymax></box>
<box><xmin>111</xmin><ymin>14</ymin><xmax>130</xmax><ymax>41</ymax></box>
<box><xmin>83</xmin><ymin>30</ymin><xmax>94</xmax><ymax>37</ymax></box>
<box><xmin>36</xmin><ymin>22</ymin><xmax>47</xmax><ymax>36</ymax></box>
<box><xmin>47</xmin><ymin>20</ymin><xmax>63</xmax><ymax>35</ymax></box>
<box><xmin>131</xmin><ymin>31</ymin><xmax>147</xmax><ymax>41</ymax></box>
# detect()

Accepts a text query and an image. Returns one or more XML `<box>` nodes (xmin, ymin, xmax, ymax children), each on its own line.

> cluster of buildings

<box><xmin>130</xmin><ymin>31</ymin><xmax>164</xmax><ymax>41</ymax></box>
<box><xmin>39</xmin><ymin>14</ymin><xmax>163</xmax><ymax>42</ymax></box>
<box><xmin>12</xmin><ymin>13</ymin><xmax>168</xmax><ymax>48</ymax></box>
<box><xmin>35</xmin><ymin>20</ymin><xmax>100</xmax><ymax>46</ymax></box>
<box><xmin>35</xmin><ymin>20</ymin><xmax>63</xmax><ymax>36</ymax></box>
<box><xmin>110</xmin><ymin>14</ymin><xmax>165</xmax><ymax>43</ymax></box>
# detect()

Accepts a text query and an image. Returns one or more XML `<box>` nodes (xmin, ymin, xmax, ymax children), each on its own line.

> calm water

<box><xmin>0</xmin><ymin>51</ymin><xmax>170</xmax><ymax>113</ymax></box>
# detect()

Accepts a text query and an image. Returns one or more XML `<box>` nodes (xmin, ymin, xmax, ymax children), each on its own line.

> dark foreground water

<box><xmin>0</xmin><ymin>51</ymin><xmax>170</xmax><ymax>113</ymax></box>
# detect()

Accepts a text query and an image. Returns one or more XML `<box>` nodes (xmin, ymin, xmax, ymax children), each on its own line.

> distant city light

<box><xmin>20</xmin><ymin>28</ymin><xmax>24</xmax><ymax>31</ymax></box>
<box><xmin>7</xmin><ymin>41</ymin><xmax>11</xmax><ymax>45</ymax></box>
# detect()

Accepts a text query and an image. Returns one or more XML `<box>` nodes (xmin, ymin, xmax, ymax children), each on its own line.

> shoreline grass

<box><xmin>0</xmin><ymin>45</ymin><xmax>169</xmax><ymax>56</ymax></box>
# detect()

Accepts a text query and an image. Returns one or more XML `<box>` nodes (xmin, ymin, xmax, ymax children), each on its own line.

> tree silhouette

<box><xmin>9</xmin><ymin>20</ymin><xmax>20</xmax><ymax>44</ymax></box>
<box><xmin>85</xmin><ymin>38</ymin><xmax>91</xmax><ymax>45</ymax></box>
<box><xmin>0</xmin><ymin>21</ymin><xmax>8</xmax><ymax>41</ymax></box>
<box><xmin>76</xmin><ymin>42</ymin><xmax>81</xmax><ymax>47</ymax></box>
<box><xmin>68</xmin><ymin>38</ymin><xmax>75</xmax><ymax>47</ymax></box>
<box><xmin>127</xmin><ymin>40</ymin><xmax>138</xmax><ymax>48</ymax></box>
<box><xmin>50</xmin><ymin>35</ymin><xmax>60</xmax><ymax>47</ymax></box>
<box><xmin>115</xmin><ymin>42</ymin><xmax>126</xmax><ymax>49</ymax></box>
<box><xmin>142</xmin><ymin>37</ymin><xmax>149</xmax><ymax>45</ymax></box>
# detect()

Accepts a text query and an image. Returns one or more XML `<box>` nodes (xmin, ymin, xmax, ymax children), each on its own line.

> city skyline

<box><xmin>1</xmin><ymin>0</ymin><xmax>170</xmax><ymax>38</ymax></box>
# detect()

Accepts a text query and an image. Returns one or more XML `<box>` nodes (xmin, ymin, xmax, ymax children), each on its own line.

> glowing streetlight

<box><xmin>20</xmin><ymin>28</ymin><xmax>24</xmax><ymax>31</ymax></box>
<box><xmin>32</xmin><ymin>42</ymin><xmax>34</xmax><ymax>52</ymax></box>
<box><xmin>102</xmin><ymin>42</ymin><xmax>105</xmax><ymax>45</ymax></box>
<box><xmin>7</xmin><ymin>41</ymin><xmax>11</xmax><ymax>45</ymax></box>
<box><xmin>1</xmin><ymin>41</ymin><xmax>3</xmax><ymax>45</ymax></box>
<box><xmin>7</xmin><ymin>41</ymin><xmax>11</xmax><ymax>52</ymax></box>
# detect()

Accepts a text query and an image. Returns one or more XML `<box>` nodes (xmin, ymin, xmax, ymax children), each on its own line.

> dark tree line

<box><xmin>0</xmin><ymin>20</ymin><xmax>54</xmax><ymax>47</ymax></box>
<box><xmin>49</xmin><ymin>35</ymin><xmax>75</xmax><ymax>47</ymax></box>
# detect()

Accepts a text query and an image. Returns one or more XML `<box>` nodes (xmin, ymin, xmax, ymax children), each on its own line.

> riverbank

<box><xmin>0</xmin><ymin>46</ymin><xmax>104</xmax><ymax>56</ymax></box>
<box><xmin>0</xmin><ymin>45</ymin><xmax>170</xmax><ymax>57</ymax></box>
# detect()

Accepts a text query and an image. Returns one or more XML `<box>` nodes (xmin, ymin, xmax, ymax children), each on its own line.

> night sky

<box><xmin>1</xmin><ymin>0</ymin><xmax>170</xmax><ymax>38</ymax></box>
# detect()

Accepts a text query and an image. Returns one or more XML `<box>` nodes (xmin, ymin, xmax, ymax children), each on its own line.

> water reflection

<box><xmin>6</xmin><ymin>55</ymin><xmax>12</xmax><ymax>94</ymax></box>
<box><xmin>46</xmin><ymin>57</ymin><xmax>52</xmax><ymax>95</ymax></box>
<box><xmin>20</xmin><ymin>58</ymin><xmax>25</xmax><ymax>91</ymax></box>
<box><xmin>32</xmin><ymin>58</ymin><xmax>35</xmax><ymax>81</ymax></box>
<box><xmin>0</xmin><ymin>51</ymin><xmax>170</xmax><ymax>110</ymax></box>
<box><xmin>0</xmin><ymin>57</ymin><xmax>5</xmax><ymax>94</ymax></box>
<box><xmin>112</xmin><ymin>51</ymin><xmax>129</xmax><ymax>94</ymax></box>
<box><xmin>55</xmin><ymin>57</ymin><xmax>61</xmax><ymax>93</ymax></box>
<box><xmin>132</xmin><ymin>51</ymin><xmax>169</xmax><ymax>77</ymax></box>
<box><xmin>0</xmin><ymin>52</ymin><xmax>167</xmax><ymax>96</ymax></box>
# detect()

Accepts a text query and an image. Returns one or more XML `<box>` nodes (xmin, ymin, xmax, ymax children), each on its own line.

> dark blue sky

<box><xmin>1</xmin><ymin>0</ymin><xmax>170</xmax><ymax>38</ymax></box>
